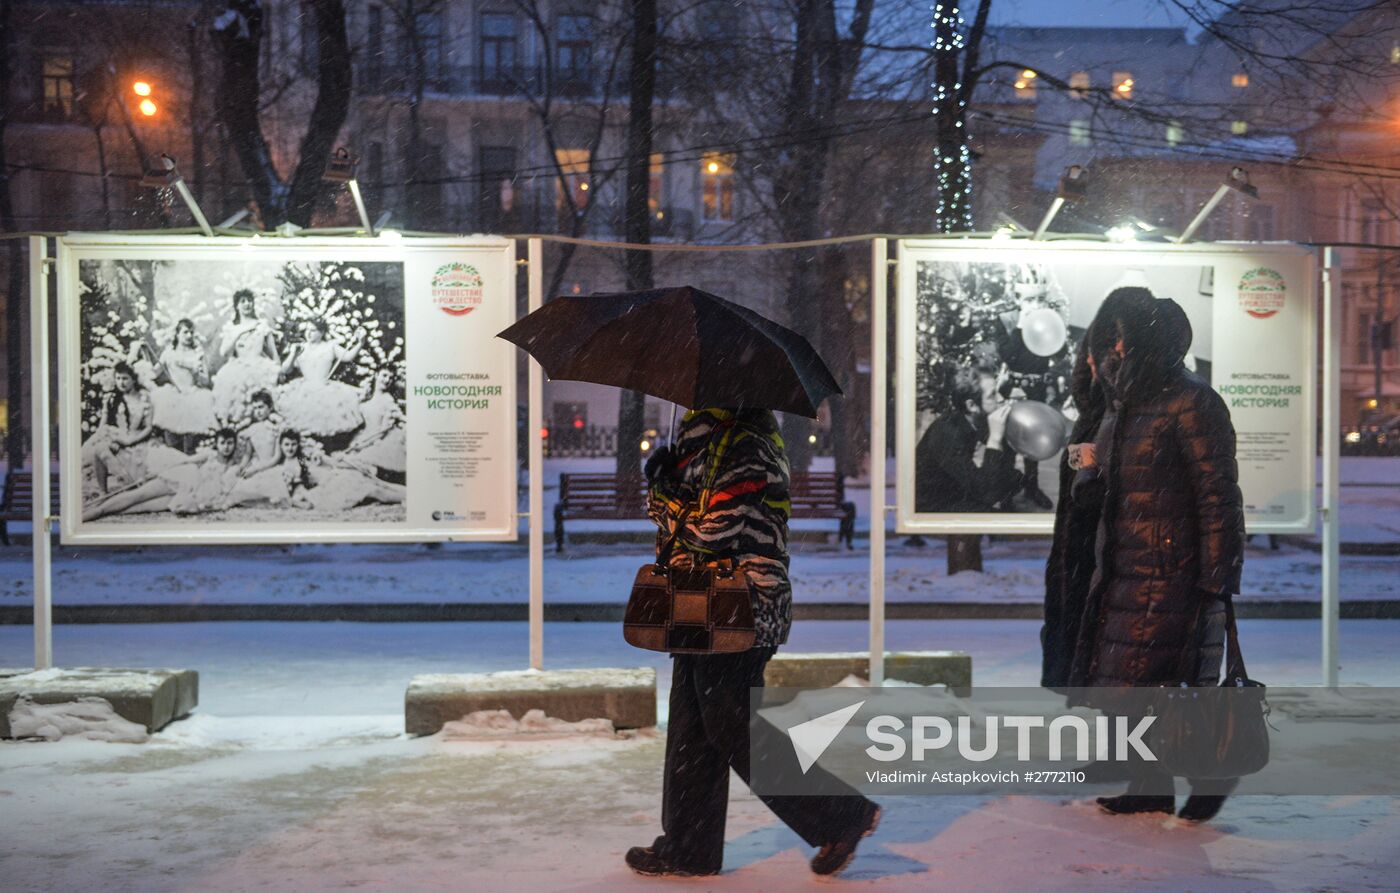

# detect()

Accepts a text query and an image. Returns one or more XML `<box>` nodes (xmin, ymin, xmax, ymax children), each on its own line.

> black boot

<box><xmin>1178</xmin><ymin>778</ymin><xmax>1239</xmax><ymax>823</ymax></box>
<box><xmin>1096</xmin><ymin>794</ymin><xmax>1175</xmax><ymax>816</ymax></box>
<box><xmin>624</xmin><ymin>846</ymin><xmax>718</xmax><ymax>878</ymax></box>
<box><xmin>810</xmin><ymin>803</ymin><xmax>881</xmax><ymax>877</ymax></box>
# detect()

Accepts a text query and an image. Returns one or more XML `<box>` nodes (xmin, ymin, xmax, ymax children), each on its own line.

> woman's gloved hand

<box><xmin>644</xmin><ymin>444</ymin><xmax>679</xmax><ymax>485</ymax></box>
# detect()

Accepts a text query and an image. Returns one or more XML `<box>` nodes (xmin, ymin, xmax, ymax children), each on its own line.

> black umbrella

<box><xmin>496</xmin><ymin>286</ymin><xmax>841</xmax><ymax>418</ymax></box>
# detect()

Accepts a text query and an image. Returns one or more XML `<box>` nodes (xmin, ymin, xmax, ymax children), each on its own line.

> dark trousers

<box><xmin>656</xmin><ymin>647</ymin><xmax>875</xmax><ymax>873</ymax></box>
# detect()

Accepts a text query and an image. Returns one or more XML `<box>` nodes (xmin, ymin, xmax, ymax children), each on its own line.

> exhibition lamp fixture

<box><xmin>323</xmin><ymin>146</ymin><xmax>376</xmax><ymax>237</ymax></box>
<box><xmin>1176</xmin><ymin>167</ymin><xmax>1258</xmax><ymax>244</ymax></box>
<box><xmin>1032</xmin><ymin>165</ymin><xmax>1088</xmax><ymax>240</ymax></box>
<box><xmin>140</xmin><ymin>153</ymin><xmax>214</xmax><ymax>237</ymax></box>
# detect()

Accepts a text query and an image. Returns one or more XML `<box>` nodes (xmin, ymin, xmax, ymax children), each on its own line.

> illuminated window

<box><xmin>1069</xmin><ymin>70</ymin><xmax>1090</xmax><ymax>98</ymax></box>
<box><xmin>1166</xmin><ymin>120</ymin><xmax>1183</xmax><ymax>146</ymax></box>
<box><xmin>1112</xmin><ymin>71</ymin><xmax>1133</xmax><ymax>99</ymax></box>
<box><xmin>42</xmin><ymin>54</ymin><xmax>74</xmax><ymax>120</ymax></box>
<box><xmin>1231</xmin><ymin>119</ymin><xmax>1249</xmax><ymax>135</ymax></box>
<box><xmin>701</xmin><ymin>152</ymin><xmax>735</xmax><ymax>222</ymax></box>
<box><xmin>1069</xmin><ymin>119</ymin><xmax>1091</xmax><ymax>146</ymax></box>
<box><xmin>649</xmin><ymin>152</ymin><xmax>665</xmax><ymax>214</ymax></box>
<box><xmin>1013</xmin><ymin>68</ymin><xmax>1036</xmax><ymax>100</ymax></box>
<box><xmin>555</xmin><ymin>148</ymin><xmax>590</xmax><ymax>213</ymax></box>
<box><xmin>1232</xmin><ymin>72</ymin><xmax>1249</xmax><ymax>88</ymax></box>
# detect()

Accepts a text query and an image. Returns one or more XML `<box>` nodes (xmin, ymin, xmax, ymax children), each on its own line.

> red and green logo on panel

<box><xmin>432</xmin><ymin>263</ymin><xmax>485</xmax><ymax>316</ymax></box>
<box><xmin>1238</xmin><ymin>267</ymin><xmax>1286</xmax><ymax>319</ymax></box>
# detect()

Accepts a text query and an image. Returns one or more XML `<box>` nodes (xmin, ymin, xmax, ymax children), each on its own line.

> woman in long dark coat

<box><xmin>1043</xmin><ymin>290</ymin><xmax>1245</xmax><ymax>822</ymax></box>
<box><xmin>627</xmin><ymin>407</ymin><xmax>880</xmax><ymax>878</ymax></box>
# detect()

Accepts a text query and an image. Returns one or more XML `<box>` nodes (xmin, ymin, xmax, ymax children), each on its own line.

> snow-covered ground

<box><xmin>1</xmin><ymin>619</ymin><xmax>1396</xmax><ymax>893</ymax></box>
<box><xmin>0</xmin><ymin>456</ymin><xmax>1395</xmax><ymax>891</ymax></box>
<box><xmin>2</xmin><ymin>535</ymin><xmax>1396</xmax><ymax>608</ymax></box>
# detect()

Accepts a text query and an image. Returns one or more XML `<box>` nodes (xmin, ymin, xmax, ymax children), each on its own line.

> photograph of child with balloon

<box><xmin>912</xmin><ymin>257</ymin><xmax>1213</xmax><ymax>517</ymax></box>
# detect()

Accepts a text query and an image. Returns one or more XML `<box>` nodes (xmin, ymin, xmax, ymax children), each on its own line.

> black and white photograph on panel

<box><xmin>908</xmin><ymin>255</ymin><xmax>1213</xmax><ymax>519</ymax></box>
<box><xmin>75</xmin><ymin>256</ymin><xmax>409</xmax><ymax>528</ymax></box>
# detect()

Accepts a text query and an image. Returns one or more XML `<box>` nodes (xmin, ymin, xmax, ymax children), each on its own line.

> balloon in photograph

<box><xmin>1005</xmin><ymin>400</ymin><xmax>1070</xmax><ymax>461</ymax></box>
<box><xmin>1021</xmin><ymin>307</ymin><xmax>1067</xmax><ymax>357</ymax></box>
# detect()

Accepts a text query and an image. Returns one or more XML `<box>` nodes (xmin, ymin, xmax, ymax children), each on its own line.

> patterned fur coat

<box><xmin>647</xmin><ymin>408</ymin><xmax>792</xmax><ymax>647</ymax></box>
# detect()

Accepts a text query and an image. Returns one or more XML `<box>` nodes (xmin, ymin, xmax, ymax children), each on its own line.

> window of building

<box><xmin>1166</xmin><ymin>120</ymin><xmax>1183</xmax><ymax>147</ymax></box>
<box><xmin>363</xmin><ymin>6</ymin><xmax>384</xmax><ymax>90</ymax></box>
<box><xmin>401</xmin><ymin>10</ymin><xmax>445</xmax><ymax>85</ymax></box>
<box><xmin>1360</xmin><ymin>198</ymin><xmax>1387</xmax><ymax>243</ymax></box>
<box><xmin>702</xmin><ymin>3</ymin><xmax>741</xmax><ymax>67</ymax></box>
<box><xmin>1112</xmin><ymin>71</ymin><xmax>1133</xmax><ymax>99</ymax></box>
<box><xmin>366</xmin><ymin>141</ymin><xmax>384</xmax><ymax>185</ymax></box>
<box><xmin>1359</xmin><ymin>310</ymin><xmax>1373</xmax><ymax>364</ymax></box>
<box><xmin>41</xmin><ymin>53</ymin><xmax>74</xmax><ymax>120</ymax></box>
<box><xmin>701</xmin><ymin>152</ymin><xmax>735</xmax><ymax>222</ymax></box>
<box><xmin>1069</xmin><ymin>119</ymin><xmax>1091</xmax><ymax>146</ymax></box>
<box><xmin>1246</xmin><ymin>203</ymin><xmax>1275</xmax><ymax>241</ymax></box>
<box><xmin>555</xmin><ymin>148</ymin><xmax>590</xmax><ymax>213</ymax></box>
<box><xmin>1013</xmin><ymin>68</ymin><xmax>1036</xmax><ymax>100</ymax></box>
<box><xmin>1069</xmin><ymin>70</ymin><xmax>1090</xmax><ymax>98</ymax></box>
<box><xmin>479</xmin><ymin>146</ymin><xmax>516</xmax><ymax>229</ymax></box>
<box><xmin>1231</xmin><ymin>119</ymin><xmax>1249</xmax><ymax>135</ymax></box>
<box><xmin>557</xmin><ymin>14</ymin><xmax>591</xmax><ymax>84</ymax></box>
<box><xmin>1232</xmin><ymin>72</ymin><xmax>1249</xmax><ymax>88</ymax></box>
<box><xmin>480</xmin><ymin>12</ymin><xmax>518</xmax><ymax>84</ymax></box>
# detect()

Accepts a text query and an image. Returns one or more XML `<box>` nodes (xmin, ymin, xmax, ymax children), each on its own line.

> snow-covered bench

<box><xmin>553</xmin><ymin>471</ymin><xmax>856</xmax><ymax>551</ymax></box>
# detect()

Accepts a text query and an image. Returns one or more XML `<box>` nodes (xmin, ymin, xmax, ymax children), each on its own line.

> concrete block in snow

<box><xmin>763</xmin><ymin>651</ymin><xmax>972</xmax><ymax>690</ymax></box>
<box><xmin>0</xmin><ymin>667</ymin><xmax>199</xmax><ymax>738</ymax></box>
<box><xmin>405</xmin><ymin>667</ymin><xmax>657</xmax><ymax>736</ymax></box>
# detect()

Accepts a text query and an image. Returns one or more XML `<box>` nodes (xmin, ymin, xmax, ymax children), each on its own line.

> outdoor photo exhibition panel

<box><xmin>56</xmin><ymin>235</ymin><xmax>518</xmax><ymax>544</ymax></box>
<box><xmin>895</xmin><ymin>240</ymin><xmax>1317</xmax><ymax>535</ymax></box>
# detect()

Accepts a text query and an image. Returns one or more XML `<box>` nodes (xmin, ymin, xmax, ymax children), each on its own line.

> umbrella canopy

<box><xmin>497</xmin><ymin>286</ymin><xmax>841</xmax><ymax>418</ymax></box>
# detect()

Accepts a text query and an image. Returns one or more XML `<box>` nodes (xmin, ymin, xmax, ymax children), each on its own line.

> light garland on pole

<box><xmin>932</xmin><ymin>2</ymin><xmax>973</xmax><ymax>232</ymax></box>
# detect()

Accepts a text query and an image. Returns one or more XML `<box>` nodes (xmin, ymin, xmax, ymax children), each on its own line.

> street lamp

<box><xmin>132</xmin><ymin>80</ymin><xmax>157</xmax><ymax>117</ymax></box>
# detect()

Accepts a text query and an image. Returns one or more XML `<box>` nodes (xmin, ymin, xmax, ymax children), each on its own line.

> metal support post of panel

<box><xmin>869</xmin><ymin>238</ymin><xmax>889</xmax><ymax>685</ymax></box>
<box><xmin>30</xmin><ymin>236</ymin><xmax>53</xmax><ymax>669</ymax></box>
<box><xmin>1320</xmin><ymin>247</ymin><xmax>1341</xmax><ymax>686</ymax></box>
<box><xmin>528</xmin><ymin>238</ymin><xmax>545</xmax><ymax>670</ymax></box>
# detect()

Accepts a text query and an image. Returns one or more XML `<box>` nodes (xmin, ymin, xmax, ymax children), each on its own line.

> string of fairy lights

<box><xmin>931</xmin><ymin>3</ymin><xmax>974</xmax><ymax>233</ymax></box>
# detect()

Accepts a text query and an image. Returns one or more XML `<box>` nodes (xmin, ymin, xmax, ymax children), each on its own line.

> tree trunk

<box><xmin>0</xmin><ymin>0</ymin><xmax>26</xmax><ymax>470</ymax></box>
<box><xmin>947</xmin><ymin>535</ymin><xmax>983</xmax><ymax>574</ymax></box>
<box><xmin>211</xmin><ymin>0</ymin><xmax>350</xmax><ymax>227</ymax></box>
<box><xmin>616</xmin><ymin>0</ymin><xmax>656</xmax><ymax>485</ymax></box>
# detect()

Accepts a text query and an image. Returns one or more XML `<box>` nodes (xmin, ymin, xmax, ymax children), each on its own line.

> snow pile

<box><xmin>8</xmin><ymin>696</ymin><xmax>149</xmax><ymax>743</ymax></box>
<box><xmin>437</xmin><ymin>708</ymin><xmax>617</xmax><ymax>740</ymax></box>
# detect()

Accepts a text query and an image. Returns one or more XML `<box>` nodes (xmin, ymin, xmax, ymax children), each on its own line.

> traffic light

<box><xmin>132</xmin><ymin>80</ymin><xmax>157</xmax><ymax>117</ymax></box>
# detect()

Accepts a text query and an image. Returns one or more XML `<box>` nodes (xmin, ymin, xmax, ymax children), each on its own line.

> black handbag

<box><xmin>623</xmin><ymin>505</ymin><xmax>757</xmax><ymax>655</ymax></box>
<box><xmin>1149</xmin><ymin>597</ymin><xmax>1270</xmax><ymax>780</ymax></box>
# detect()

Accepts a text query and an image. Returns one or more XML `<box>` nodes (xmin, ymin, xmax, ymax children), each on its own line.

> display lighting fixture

<box><xmin>1176</xmin><ymin>167</ymin><xmax>1258</xmax><ymax>243</ymax></box>
<box><xmin>322</xmin><ymin>146</ymin><xmax>374</xmax><ymax>236</ymax></box>
<box><xmin>1106</xmin><ymin>224</ymin><xmax>1138</xmax><ymax>242</ymax></box>
<box><xmin>1032</xmin><ymin>165</ymin><xmax>1088</xmax><ymax>240</ymax></box>
<box><xmin>140</xmin><ymin>153</ymin><xmax>213</xmax><ymax>237</ymax></box>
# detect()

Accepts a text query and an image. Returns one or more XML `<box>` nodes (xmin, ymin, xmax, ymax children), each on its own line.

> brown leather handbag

<box><xmin>623</xmin><ymin>509</ymin><xmax>757</xmax><ymax>654</ymax></box>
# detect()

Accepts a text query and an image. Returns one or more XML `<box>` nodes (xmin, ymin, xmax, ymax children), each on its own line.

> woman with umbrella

<box><xmin>500</xmin><ymin>286</ymin><xmax>880</xmax><ymax>878</ymax></box>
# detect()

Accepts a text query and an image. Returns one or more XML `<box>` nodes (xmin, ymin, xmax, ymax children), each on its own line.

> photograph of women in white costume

<box><xmin>212</xmin><ymin>288</ymin><xmax>282</xmax><ymax>426</ymax></box>
<box><xmin>76</xmin><ymin>256</ymin><xmax>407</xmax><ymax>529</ymax></box>
<box><xmin>136</xmin><ymin>318</ymin><xmax>218</xmax><ymax>452</ymax></box>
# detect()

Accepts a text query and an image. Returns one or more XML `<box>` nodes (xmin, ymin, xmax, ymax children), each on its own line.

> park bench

<box><xmin>1</xmin><ymin>470</ymin><xmax>59</xmax><ymax>546</ymax></box>
<box><xmin>553</xmin><ymin>471</ymin><xmax>856</xmax><ymax>551</ymax></box>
